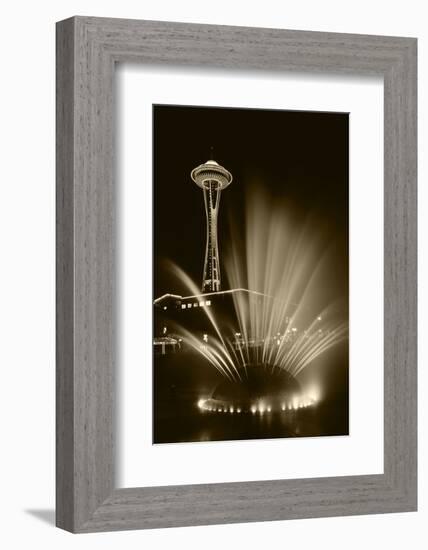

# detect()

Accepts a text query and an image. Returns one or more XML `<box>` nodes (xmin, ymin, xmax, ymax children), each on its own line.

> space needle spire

<box><xmin>191</xmin><ymin>151</ymin><xmax>233</xmax><ymax>293</ymax></box>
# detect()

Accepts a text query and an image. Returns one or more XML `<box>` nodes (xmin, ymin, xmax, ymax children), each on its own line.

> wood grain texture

<box><xmin>56</xmin><ymin>18</ymin><xmax>75</xmax><ymax>532</ymax></box>
<box><xmin>56</xmin><ymin>16</ymin><xmax>417</xmax><ymax>533</ymax></box>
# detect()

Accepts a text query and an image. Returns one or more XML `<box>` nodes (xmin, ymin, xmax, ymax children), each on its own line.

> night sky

<box><xmin>153</xmin><ymin>104</ymin><xmax>349</xmax><ymax>298</ymax></box>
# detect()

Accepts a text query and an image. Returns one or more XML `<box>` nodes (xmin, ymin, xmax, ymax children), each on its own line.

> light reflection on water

<box><xmin>156</xmin><ymin>409</ymin><xmax>318</xmax><ymax>444</ymax></box>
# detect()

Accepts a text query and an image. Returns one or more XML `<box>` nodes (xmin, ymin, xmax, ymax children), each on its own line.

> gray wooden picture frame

<box><xmin>56</xmin><ymin>16</ymin><xmax>417</xmax><ymax>533</ymax></box>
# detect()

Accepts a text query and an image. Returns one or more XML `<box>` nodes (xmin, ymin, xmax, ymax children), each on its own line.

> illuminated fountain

<box><xmin>157</xmin><ymin>182</ymin><xmax>348</xmax><ymax>415</ymax></box>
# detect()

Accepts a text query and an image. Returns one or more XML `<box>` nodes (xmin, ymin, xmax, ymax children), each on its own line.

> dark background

<box><xmin>153</xmin><ymin>104</ymin><xmax>349</xmax><ymax>298</ymax></box>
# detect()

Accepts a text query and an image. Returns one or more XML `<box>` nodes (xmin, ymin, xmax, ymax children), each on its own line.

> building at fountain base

<box><xmin>153</xmin><ymin>287</ymin><xmax>308</xmax><ymax>356</ymax></box>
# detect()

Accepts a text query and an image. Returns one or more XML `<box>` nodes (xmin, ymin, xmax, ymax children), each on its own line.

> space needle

<box><xmin>191</xmin><ymin>151</ymin><xmax>233</xmax><ymax>293</ymax></box>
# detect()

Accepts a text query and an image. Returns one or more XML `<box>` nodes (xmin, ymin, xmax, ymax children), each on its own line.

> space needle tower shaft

<box><xmin>191</xmin><ymin>154</ymin><xmax>233</xmax><ymax>293</ymax></box>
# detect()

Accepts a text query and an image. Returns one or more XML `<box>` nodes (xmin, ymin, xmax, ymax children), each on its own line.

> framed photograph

<box><xmin>56</xmin><ymin>17</ymin><xmax>417</xmax><ymax>532</ymax></box>
<box><xmin>151</xmin><ymin>104</ymin><xmax>349</xmax><ymax>445</ymax></box>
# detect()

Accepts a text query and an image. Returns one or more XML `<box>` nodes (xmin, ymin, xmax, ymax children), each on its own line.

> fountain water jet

<box><xmin>158</xmin><ymin>184</ymin><xmax>348</xmax><ymax>408</ymax></box>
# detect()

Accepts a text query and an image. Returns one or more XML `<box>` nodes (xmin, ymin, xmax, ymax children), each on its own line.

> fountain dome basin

<box><xmin>198</xmin><ymin>364</ymin><xmax>312</xmax><ymax>414</ymax></box>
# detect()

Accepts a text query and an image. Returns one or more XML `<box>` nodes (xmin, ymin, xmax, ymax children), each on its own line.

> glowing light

<box><xmin>251</xmin><ymin>405</ymin><xmax>257</xmax><ymax>414</ymax></box>
<box><xmin>203</xmin><ymin>334</ymin><xmax>208</xmax><ymax>343</ymax></box>
<box><xmin>197</xmin><ymin>399</ymin><xmax>205</xmax><ymax>410</ymax></box>
<box><xmin>237</xmin><ymin>408</ymin><xmax>241</xmax><ymax>413</ymax></box>
<box><xmin>267</xmin><ymin>406</ymin><xmax>272</xmax><ymax>412</ymax></box>
<box><xmin>281</xmin><ymin>404</ymin><xmax>286</xmax><ymax>411</ymax></box>
<box><xmin>306</xmin><ymin>385</ymin><xmax>321</xmax><ymax>404</ymax></box>
<box><xmin>230</xmin><ymin>406</ymin><xmax>234</xmax><ymax>413</ymax></box>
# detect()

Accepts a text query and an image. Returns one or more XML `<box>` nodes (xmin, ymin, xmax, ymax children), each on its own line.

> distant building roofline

<box><xmin>153</xmin><ymin>293</ymin><xmax>183</xmax><ymax>304</ymax></box>
<box><xmin>182</xmin><ymin>288</ymin><xmax>270</xmax><ymax>300</ymax></box>
<box><xmin>153</xmin><ymin>288</ymin><xmax>272</xmax><ymax>305</ymax></box>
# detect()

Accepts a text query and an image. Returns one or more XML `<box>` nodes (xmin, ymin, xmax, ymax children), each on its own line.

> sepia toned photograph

<box><xmin>153</xmin><ymin>104</ymin><xmax>349</xmax><ymax>444</ymax></box>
